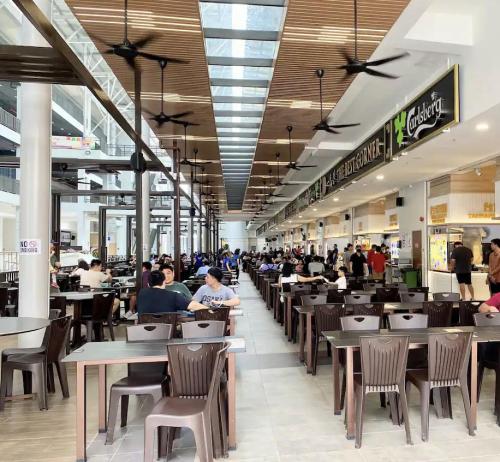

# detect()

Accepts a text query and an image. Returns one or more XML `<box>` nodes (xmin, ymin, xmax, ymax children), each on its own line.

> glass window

<box><xmin>208</xmin><ymin>65</ymin><xmax>273</xmax><ymax>80</ymax></box>
<box><xmin>205</xmin><ymin>39</ymin><xmax>277</xmax><ymax>59</ymax></box>
<box><xmin>211</xmin><ymin>86</ymin><xmax>267</xmax><ymax>97</ymax></box>
<box><xmin>217</xmin><ymin>127</ymin><xmax>260</xmax><ymax>134</ymax></box>
<box><xmin>213</xmin><ymin>102</ymin><xmax>265</xmax><ymax>112</ymax></box>
<box><xmin>215</xmin><ymin>116</ymin><xmax>262</xmax><ymax>124</ymax></box>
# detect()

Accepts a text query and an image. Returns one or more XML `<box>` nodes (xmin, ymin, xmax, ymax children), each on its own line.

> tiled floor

<box><xmin>1</xmin><ymin>273</ymin><xmax>500</xmax><ymax>461</ymax></box>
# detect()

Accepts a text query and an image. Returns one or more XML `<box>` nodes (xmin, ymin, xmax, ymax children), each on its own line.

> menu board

<box><xmin>430</xmin><ymin>234</ymin><xmax>448</xmax><ymax>271</ymax></box>
<box><xmin>390</xmin><ymin>236</ymin><xmax>400</xmax><ymax>260</ymax></box>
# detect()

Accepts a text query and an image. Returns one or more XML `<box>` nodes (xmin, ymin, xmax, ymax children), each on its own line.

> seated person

<box><xmin>80</xmin><ymin>259</ymin><xmax>112</xmax><ymax>288</ymax></box>
<box><xmin>335</xmin><ymin>266</ymin><xmax>348</xmax><ymax>290</ymax></box>
<box><xmin>193</xmin><ymin>267</ymin><xmax>240</xmax><ymax>307</ymax></box>
<box><xmin>308</xmin><ymin>255</ymin><xmax>325</xmax><ymax>275</ymax></box>
<box><xmin>480</xmin><ymin>293</ymin><xmax>500</xmax><ymax>312</ymax></box>
<box><xmin>195</xmin><ymin>259</ymin><xmax>211</xmax><ymax>276</ymax></box>
<box><xmin>137</xmin><ymin>271</ymin><xmax>206</xmax><ymax>315</ymax></box>
<box><xmin>278</xmin><ymin>262</ymin><xmax>327</xmax><ymax>288</ymax></box>
<box><xmin>161</xmin><ymin>264</ymin><xmax>192</xmax><ymax>300</ymax></box>
<box><xmin>71</xmin><ymin>259</ymin><xmax>89</xmax><ymax>277</ymax></box>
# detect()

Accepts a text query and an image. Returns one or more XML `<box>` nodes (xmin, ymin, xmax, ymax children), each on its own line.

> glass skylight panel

<box><xmin>200</xmin><ymin>3</ymin><xmax>284</xmax><ymax>31</ymax></box>
<box><xmin>215</xmin><ymin>116</ymin><xmax>262</xmax><ymax>124</ymax></box>
<box><xmin>211</xmin><ymin>86</ymin><xmax>267</xmax><ymax>97</ymax></box>
<box><xmin>217</xmin><ymin>127</ymin><xmax>260</xmax><ymax>134</ymax></box>
<box><xmin>213</xmin><ymin>103</ymin><xmax>265</xmax><ymax>112</ymax></box>
<box><xmin>208</xmin><ymin>65</ymin><xmax>273</xmax><ymax>80</ymax></box>
<box><xmin>218</xmin><ymin>136</ymin><xmax>258</xmax><ymax>142</ymax></box>
<box><xmin>205</xmin><ymin>39</ymin><xmax>277</xmax><ymax>59</ymax></box>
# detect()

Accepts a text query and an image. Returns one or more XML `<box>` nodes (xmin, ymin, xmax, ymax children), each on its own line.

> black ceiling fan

<box><xmin>88</xmin><ymin>0</ymin><xmax>188</xmax><ymax>68</ymax></box>
<box><xmin>117</xmin><ymin>193</ymin><xmax>128</xmax><ymax>206</ymax></box>
<box><xmin>263</xmin><ymin>176</ymin><xmax>284</xmax><ymax>198</ymax></box>
<box><xmin>339</xmin><ymin>0</ymin><xmax>409</xmax><ymax>79</ymax></box>
<box><xmin>274</xmin><ymin>153</ymin><xmax>300</xmax><ymax>186</ymax></box>
<box><xmin>145</xmin><ymin>61</ymin><xmax>195</xmax><ymax>127</ymax></box>
<box><xmin>313</xmin><ymin>71</ymin><xmax>360</xmax><ymax>134</ymax></box>
<box><xmin>284</xmin><ymin>125</ymin><xmax>319</xmax><ymax>170</ymax></box>
<box><xmin>180</xmin><ymin>148</ymin><xmax>214</xmax><ymax>168</ymax></box>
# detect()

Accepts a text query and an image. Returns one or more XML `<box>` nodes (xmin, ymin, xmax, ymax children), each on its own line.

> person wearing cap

<box><xmin>193</xmin><ymin>267</ymin><xmax>240</xmax><ymax>307</ymax></box>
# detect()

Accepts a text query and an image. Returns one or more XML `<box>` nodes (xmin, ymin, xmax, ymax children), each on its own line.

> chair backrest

<box><xmin>423</xmin><ymin>301</ymin><xmax>453</xmax><ymax>327</ymax></box>
<box><xmin>314</xmin><ymin>304</ymin><xmax>346</xmax><ymax>334</ymax></box>
<box><xmin>375</xmin><ymin>287</ymin><xmax>400</xmax><ymax>303</ymax></box>
<box><xmin>400</xmin><ymin>292</ymin><xmax>426</xmax><ymax>303</ymax></box>
<box><xmin>195</xmin><ymin>307</ymin><xmax>230</xmax><ymax>330</ymax></box>
<box><xmin>138</xmin><ymin>312</ymin><xmax>178</xmax><ymax>338</ymax></box>
<box><xmin>327</xmin><ymin>288</ymin><xmax>351</xmax><ymax>304</ymax></box>
<box><xmin>391</xmin><ymin>282</ymin><xmax>408</xmax><ymax>292</ymax></box>
<box><xmin>291</xmin><ymin>284</ymin><xmax>312</xmax><ymax>294</ymax></box>
<box><xmin>281</xmin><ymin>282</ymin><xmax>291</xmax><ymax>293</ymax></box>
<box><xmin>49</xmin><ymin>296</ymin><xmax>67</xmax><ymax>317</ymax></box>
<box><xmin>167</xmin><ymin>341</ymin><xmax>227</xmax><ymax>401</ymax></box>
<box><xmin>388</xmin><ymin>313</ymin><xmax>428</xmax><ymax>329</ymax></box>
<box><xmin>78</xmin><ymin>285</ymin><xmax>92</xmax><ymax>292</ymax></box>
<box><xmin>127</xmin><ymin>323</ymin><xmax>172</xmax><ymax>341</ymax></box>
<box><xmin>359</xmin><ymin>335</ymin><xmax>409</xmax><ymax>390</ymax></box>
<box><xmin>428</xmin><ymin>332</ymin><xmax>472</xmax><ymax>385</ymax></box>
<box><xmin>433</xmin><ymin>292</ymin><xmax>460</xmax><ymax>302</ymax></box>
<box><xmin>182</xmin><ymin>320</ymin><xmax>226</xmax><ymax>338</ymax></box>
<box><xmin>408</xmin><ymin>287</ymin><xmax>429</xmax><ymax>300</ymax></box>
<box><xmin>459</xmin><ymin>301</ymin><xmax>482</xmax><ymax>326</ymax></box>
<box><xmin>91</xmin><ymin>292</ymin><xmax>115</xmax><ymax>321</ymax></box>
<box><xmin>45</xmin><ymin>316</ymin><xmax>72</xmax><ymax>362</ymax></box>
<box><xmin>300</xmin><ymin>294</ymin><xmax>327</xmax><ymax>306</ymax></box>
<box><xmin>341</xmin><ymin>315</ymin><xmax>380</xmax><ymax>331</ymax></box>
<box><xmin>363</xmin><ymin>283</ymin><xmax>384</xmax><ymax>291</ymax></box>
<box><xmin>315</xmin><ymin>284</ymin><xmax>329</xmax><ymax>293</ymax></box>
<box><xmin>350</xmin><ymin>303</ymin><xmax>384</xmax><ymax>318</ymax></box>
<box><xmin>473</xmin><ymin>312</ymin><xmax>500</xmax><ymax>326</ymax></box>
<box><xmin>344</xmin><ymin>294</ymin><xmax>372</xmax><ymax>305</ymax></box>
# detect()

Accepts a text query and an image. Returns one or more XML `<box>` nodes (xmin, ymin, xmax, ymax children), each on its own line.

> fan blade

<box><xmin>329</xmin><ymin>123</ymin><xmax>360</xmax><ymax>129</ymax></box>
<box><xmin>136</xmin><ymin>51</ymin><xmax>188</xmax><ymax>64</ymax></box>
<box><xmin>339</xmin><ymin>48</ymin><xmax>355</xmax><ymax>64</ymax></box>
<box><xmin>125</xmin><ymin>56</ymin><xmax>136</xmax><ymax>69</ymax></box>
<box><xmin>133</xmin><ymin>33</ymin><xmax>159</xmax><ymax>49</ymax></box>
<box><xmin>365</xmin><ymin>52</ymin><xmax>409</xmax><ymax>67</ymax></box>
<box><xmin>325</xmin><ymin>127</ymin><xmax>340</xmax><ymax>134</ymax></box>
<box><xmin>364</xmin><ymin>67</ymin><xmax>398</xmax><ymax>79</ymax></box>
<box><xmin>171</xmin><ymin>111</ymin><xmax>194</xmax><ymax>119</ymax></box>
<box><xmin>170</xmin><ymin>119</ymin><xmax>186</xmax><ymax>125</ymax></box>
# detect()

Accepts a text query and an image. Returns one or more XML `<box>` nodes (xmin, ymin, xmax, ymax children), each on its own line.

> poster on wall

<box><xmin>429</xmin><ymin>234</ymin><xmax>448</xmax><ymax>271</ymax></box>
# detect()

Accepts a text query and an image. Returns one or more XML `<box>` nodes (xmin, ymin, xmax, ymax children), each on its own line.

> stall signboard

<box><xmin>391</xmin><ymin>65</ymin><xmax>459</xmax><ymax>155</ymax></box>
<box><xmin>430</xmin><ymin>203</ymin><xmax>448</xmax><ymax>224</ymax></box>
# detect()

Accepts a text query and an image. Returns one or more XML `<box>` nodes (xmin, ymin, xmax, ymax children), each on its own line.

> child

<box><xmin>335</xmin><ymin>266</ymin><xmax>348</xmax><ymax>290</ymax></box>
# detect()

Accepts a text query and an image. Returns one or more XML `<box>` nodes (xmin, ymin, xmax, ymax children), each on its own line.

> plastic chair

<box><xmin>388</xmin><ymin>313</ymin><xmax>428</xmax><ymax>329</ymax></box>
<box><xmin>375</xmin><ymin>287</ymin><xmax>400</xmax><ymax>303</ymax></box>
<box><xmin>350</xmin><ymin>303</ymin><xmax>384</xmax><ymax>318</ymax></box>
<box><xmin>408</xmin><ymin>287</ymin><xmax>429</xmax><ymax>300</ymax></box>
<box><xmin>182</xmin><ymin>320</ymin><xmax>226</xmax><ymax>338</ymax></box>
<box><xmin>312</xmin><ymin>304</ymin><xmax>346</xmax><ymax>375</ymax></box>
<box><xmin>459</xmin><ymin>301</ymin><xmax>482</xmax><ymax>326</ymax></box>
<box><xmin>400</xmin><ymin>292</ymin><xmax>426</xmax><ymax>303</ymax></box>
<box><xmin>0</xmin><ymin>316</ymin><xmax>71</xmax><ymax>410</ymax></box>
<box><xmin>327</xmin><ymin>288</ymin><xmax>351</xmax><ymax>304</ymax></box>
<box><xmin>422</xmin><ymin>301</ymin><xmax>453</xmax><ymax>327</ymax></box>
<box><xmin>341</xmin><ymin>315</ymin><xmax>380</xmax><ymax>331</ymax></box>
<box><xmin>50</xmin><ymin>296</ymin><xmax>67</xmax><ymax>317</ymax></box>
<box><xmin>300</xmin><ymin>294</ymin><xmax>327</xmax><ymax>306</ymax></box>
<box><xmin>105</xmin><ymin>324</ymin><xmax>171</xmax><ymax>444</ymax></box>
<box><xmin>82</xmin><ymin>292</ymin><xmax>116</xmax><ymax>341</ymax></box>
<box><xmin>355</xmin><ymin>335</ymin><xmax>412</xmax><ymax>448</ymax></box>
<box><xmin>195</xmin><ymin>308</ymin><xmax>230</xmax><ymax>332</ymax></box>
<box><xmin>139</xmin><ymin>312</ymin><xmax>178</xmax><ymax>338</ymax></box>
<box><xmin>363</xmin><ymin>283</ymin><xmax>384</xmax><ymax>291</ymax></box>
<box><xmin>144</xmin><ymin>342</ymin><xmax>229</xmax><ymax>462</ymax></box>
<box><xmin>344</xmin><ymin>294</ymin><xmax>372</xmax><ymax>305</ymax></box>
<box><xmin>291</xmin><ymin>284</ymin><xmax>312</xmax><ymax>294</ymax></box>
<box><xmin>433</xmin><ymin>292</ymin><xmax>460</xmax><ymax>302</ymax></box>
<box><xmin>406</xmin><ymin>332</ymin><xmax>474</xmax><ymax>441</ymax></box>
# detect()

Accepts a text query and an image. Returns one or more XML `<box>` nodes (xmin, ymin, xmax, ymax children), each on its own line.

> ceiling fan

<box><xmin>284</xmin><ymin>125</ymin><xmax>318</xmax><ymax>170</ymax></box>
<box><xmin>313</xmin><ymin>71</ymin><xmax>360</xmax><ymax>134</ymax></box>
<box><xmin>180</xmin><ymin>148</ymin><xmax>214</xmax><ymax>168</ymax></box>
<box><xmin>262</xmin><ymin>177</ymin><xmax>284</xmax><ymax>198</ymax></box>
<box><xmin>145</xmin><ymin>61</ymin><xmax>195</xmax><ymax>127</ymax></box>
<box><xmin>117</xmin><ymin>193</ymin><xmax>128</xmax><ymax>206</ymax></box>
<box><xmin>274</xmin><ymin>153</ymin><xmax>299</xmax><ymax>187</ymax></box>
<box><xmin>88</xmin><ymin>0</ymin><xmax>188</xmax><ymax>68</ymax></box>
<box><xmin>339</xmin><ymin>0</ymin><xmax>409</xmax><ymax>79</ymax></box>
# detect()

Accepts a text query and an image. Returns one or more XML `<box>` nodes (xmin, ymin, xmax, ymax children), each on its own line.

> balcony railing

<box><xmin>0</xmin><ymin>107</ymin><xmax>20</xmax><ymax>133</ymax></box>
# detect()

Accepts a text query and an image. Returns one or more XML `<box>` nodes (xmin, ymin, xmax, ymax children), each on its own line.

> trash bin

<box><xmin>401</xmin><ymin>268</ymin><xmax>418</xmax><ymax>289</ymax></box>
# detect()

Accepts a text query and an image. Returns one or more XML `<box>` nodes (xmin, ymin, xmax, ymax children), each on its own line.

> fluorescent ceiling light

<box><xmin>376</xmin><ymin>174</ymin><xmax>384</xmax><ymax>180</ymax></box>
<box><xmin>476</xmin><ymin>122</ymin><xmax>489</xmax><ymax>131</ymax></box>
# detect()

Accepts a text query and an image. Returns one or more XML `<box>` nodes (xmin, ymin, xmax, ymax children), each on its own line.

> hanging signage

<box><xmin>391</xmin><ymin>65</ymin><xmax>459</xmax><ymax>155</ymax></box>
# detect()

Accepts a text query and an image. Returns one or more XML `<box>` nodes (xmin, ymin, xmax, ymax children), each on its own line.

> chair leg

<box><xmin>477</xmin><ymin>363</ymin><xmax>485</xmax><ymax>401</ymax></box>
<box><xmin>33</xmin><ymin>363</ymin><xmax>48</xmax><ymax>410</ymax></box>
<box><xmin>380</xmin><ymin>392</ymin><xmax>387</xmax><ymax>409</ymax></box>
<box><xmin>192</xmin><ymin>414</ymin><xmax>213</xmax><ymax>462</ymax></box>
<box><xmin>120</xmin><ymin>395</ymin><xmax>129</xmax><ymax>428</ymax></box>
<box><xmin>420</xmin><ymin>385</ymin><xmax>431</xmax><ymax>442</ymax></box>
<box><xmin>459</xmin><ymin>378</ymin><xmax>475</xmax><ymax>436</ymax></box>
<box><xmin>22</xmin><ymin>370</ymin><xmax>32</xmax><ymax>394</ymax></box>
<box><xmin>106</xmin><ymin>389</ymin><xmax>121</xmax><ymax>444</ymax></box>
<box><xmin>47</xmin><ymin>363</ymin><xmax>55</xmax><ymax>394</ymax></box>
<box><xmin>355</xmin><ymin>386</ymin><xmax>365</xmax><ymax>449</ymax></box>
<box><xmin>398</xmin><ymin>385</ymin><xmax>413</xmax><ymax>445</ymax></box>
<box><xmin>143</xmin><ymin>419</ymin><xmax>156</xmax><ymax>462</ymax></box>
<box><xmin>0</xmin><ymin>364</ymin><xmax>13</xmax><ymax>411</ymax></box>
<box><xmin>494</xmin><ymin>367</ymin><xmax>500</xmax><ymax>417</ymax></box>
<box><xmin>312</xmin><ymin>337</ymin><xmax>318</xmax><ymax>376</ymax></box>
<box><xmin>86</xmin><ymin>321</ymin><xmax>93</xmax><ymax>342</ymax></box>
<box><xmin>340</xmin><ymin>369</ymin><xmax>346</xmax><ymax>410</ymax></box>
<box><xmin>55</xmin><ymin>362</ymin><xmax>70</xmax><ymax>398</ymax></box>
<box><xmin>219</xmin><ymin>389</ymin><xmax>228</xmax><ymax>457</ymax></box>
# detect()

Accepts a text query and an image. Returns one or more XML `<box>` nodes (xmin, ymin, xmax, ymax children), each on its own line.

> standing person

<box><xmin>450</xmin><ymin>241</ymin><xmax>474</xmax><ymax>300</ymax></box>
<box><xmin>343</xmin><ymin>244</ymin><xmax>354</xmax><ymax>272</ymax></box>
<box><xmin>326</xmin><ymin>249</ymin><xmax>334</xmax><ymax>269</ymax></box>
<box><xmin>350</xmin><ymin>246</ymin><xmax>367</xmax><ymax>279</ymax></box>
<box><xmin>367</xmin><ymin>244</ymin><xmax>377</xmax><ymax>275</ymax></box>
<box><xmin>332</xmin><ymin>244</ymin><xmax>339</xmax><ymax>267</ymax></box>
<box><xmin>196</xmin><ymin>259</ymin><xmax>211</xmax><ymax>276</ymax></box>
<box><xmin>371</xmin><ymin>246</ymin><xmax>387</xmax><ymax>281</ymax></box>
<box><xmin>141</xmin><ymin>261</ymin><xmax>152</xmax><ymax>289</ymax></box>
<box><xmin>193</xmin><ymin>267</ymin><xmax>240</xmax><ymax>307</ymax></box>
<box><xmin>233</xmin><ymin>248</ymin><xmax>241</xmax><ymax>280</ymax></box>
<box><xmin>487</xmin><ymin>239</ymin><xmax>500</xmax><ymax>294</ymax></box>
<box><xmin>160</xmin><ymin>264</ymin><xmax>192</xmax><ymax>300</ymax></box>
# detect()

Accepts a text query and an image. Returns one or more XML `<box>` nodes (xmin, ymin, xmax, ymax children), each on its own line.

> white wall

<box><xmin>220</xmin><ymin>221</ymin><xmax>251</xmax><ymax>252</ymax></box>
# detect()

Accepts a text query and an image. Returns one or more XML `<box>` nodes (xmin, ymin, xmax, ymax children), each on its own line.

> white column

<box><xmin>18</xmin><ymin>0</ymin><xmax>52</xmax><ymax>331</ymax></box>
<box><xmin>141</xmin><ymin>121</ymin><xmax>151</xmax><ymax>260</ymax></box>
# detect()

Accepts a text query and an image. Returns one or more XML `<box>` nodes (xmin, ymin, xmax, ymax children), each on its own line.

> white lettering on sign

<box><xmin>19</xmin><ymin>238</ymin><xmax>42</xmax><ymax>255</ymax></box>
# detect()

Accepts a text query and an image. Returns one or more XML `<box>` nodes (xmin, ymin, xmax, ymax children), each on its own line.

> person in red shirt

<box><xmin>480</xmin><ymin>293</ymin><xmax>500</xmax><ymax>312</ymax></box>
<box><xmin>367</xmin><ymin>244</ymin><xmax>376</xmax><ymax>274</ymax></box>
<box><xmin>371</xmin><ymin>246</ymin><xmax>387</xmax><ymax>281</ymax></box>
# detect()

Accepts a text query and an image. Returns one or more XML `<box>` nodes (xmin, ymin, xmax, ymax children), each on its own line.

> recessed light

<box><xmin>376</xmin><ymin>174</ymin><xmax>384</xmax><ymax>181</ymax></box>
<box><xmin>333</xmin><ymin>197</ymin><xmax>339</xmax><ymax>202</ymax></box>
<box><xmin>339</xmin><ymin>187</ymin><xmax>345</xmax><ymax>191</ymax></box>
<box><xmin>352</xmin><ymin>180</ymin><xmax>357</xmax><ymax>184</ymax></box>
<box><xmin>476</xmin><ymin>122</ymin><xmax>489</xmax><ymax>131</ymax></box>
<box><xmin>313</xmin><ymin>208</ymin><xmax>318</xmax><ymax>211</ymax></box>
<box><xmin>394</xmin><ymin>156</ymin><xmax>399</xmax><ymax>161</ymax></box>
<box><xmin>401</xmin><ymin>151</ymin><xmax>408</xmax><ymax>156</ymax></box>
<box><xmin>299</xmin><ymin>215</ymin><xmax>302</xmax><ymax>218</ymax></box>
<box><xmin>442</xmin><ymin>128</ymin><xmax>451</xmax><ymax>133</ymax></box>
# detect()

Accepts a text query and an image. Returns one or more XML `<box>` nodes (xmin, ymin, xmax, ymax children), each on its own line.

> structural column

<box><xmin>18</xmin><ymin>0</ymin><xmax>51</xmax><ymax>323</ymax></box>
<box><xmin>141</xmin><ymin>121</ymin><xmax>151</xmax><ymax>261</ymax></box>
<box><xmin>173</xmin><ymin>148</ymin><xmax>181</xmax><ymax>278</ymax></box>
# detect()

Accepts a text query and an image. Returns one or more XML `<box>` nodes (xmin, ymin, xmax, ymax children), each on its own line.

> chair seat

<box><xmin>112</xmin><ymin>374</ymin><xmax>166</xmax><ymax>391</ymax></box>
<box><xmin>4</xmin><ymin>353</ymin><xmax>45</xmax><ymax>366</ymax></box>
<box><xmin>2</xmin><ymin>347</ymin><xmax>45</xmax><ymax>359</ymax></box>
<box><xmin>149</xmin><ymin>396</ymin><xmax>206</xmax><ymax>419</ymax></box>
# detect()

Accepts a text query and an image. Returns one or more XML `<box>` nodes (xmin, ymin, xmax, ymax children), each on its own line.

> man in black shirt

<box><xmin>137</xmin><ymin>271</ymin><xmax>206</xmax><ymax>315</ymax></box>
<box><xmin>350</xmin><ymin>246</ymin><xmax>367</xmax><ymax>279</ymax></box>
<box><xmin>450</xmin><ymin>241</ymin><xmax>474</xmax><ymax>300</ymax></box>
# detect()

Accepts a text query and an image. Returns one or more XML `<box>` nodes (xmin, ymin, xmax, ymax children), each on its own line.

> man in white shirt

<box><xmin>80</xmin><ymin>259</ymin><xmax>112</xmax><ymax>288</ymax></box>
<box><xmin>335</xmin><ymin>266</ymin><xmax>348</xmax><ymax>290</ymax></box>
<box><xmin>308</xmin><ymin>256</ymin><xmax>325</xmax><ymax>275</ymax></box>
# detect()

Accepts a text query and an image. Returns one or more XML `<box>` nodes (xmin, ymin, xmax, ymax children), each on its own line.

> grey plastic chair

<box><xmin>139</xmin><ymin>312</ymin><xmax>178</xmax><ymax>338</ymax></box>
<box><xmin>433</xmin><ymin>292</ymin><xmax>460</xmax><ymax>302</ymax></box>
<box><xmin>341</xmin><ymin>315</ymin><xmax>380</xmax><ymax>331</ymax></box>
<box><xmin>290</xmin><ymin>284</ymin><xmax>312</xmax><ymax>294</ymax></box>
<box><xmin>144</xmin><ymin>342</ymin><xmax>229</xmax><ymax>462</ymax></box>
<box><xmin>388</xmin><ymin>313</ymin><xmax>428</xmax><ymax>329</ymax></box>
<box><xmin>182</xmin><ymin>320</ymin><xmax>226</xmax><ymax>338</ymax></box>
<box><xmin>355</xmin><ymin>335</ymin><xmax>412</xmax><ymax>448</ymax></box>
<box><xmin>459</xmin><ymin>301</ymin><xmax>482</xmax><ymax>326</ymax></box>
<box><xmin>363</xmin><ymin>283</ymin><xmax>384</xmax><ymax>291</ymax></box>
<box><xmin>400</xmin><ymin>292</ymin><xmax>426</xmax><ymax>303</ymax></box>
<box><xmin>423</xmin><ymin>301</ymin><xmax>453</xmax><ymax>327</ymax></box>
<box><xmin>406</xmin><ymin>332</ymin><xmax>474</xmax><ymax>441</ymax></box>
<box><xmin>300</xmin><ymin>294</ymin><xmax>327</xmax><ymax>306</ymax></box>
<box><xmin>106</xmin><ymin>323</ymin><xmax>172</xmax><ymax>444</ymax></box>
<box><xmin>344</xmin><ymin>294</ymin><xmax>372</xmax><ymax>305</ymax></box>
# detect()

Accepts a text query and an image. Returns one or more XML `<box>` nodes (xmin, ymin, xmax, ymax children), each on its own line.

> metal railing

<box><xmin>0</xmin><ymin>252</ymin><xmax>19</xmax><ymax>272</ymax></box>
<box><xmin>0</xmin><ymin>175</ymin><xmax>20</xmax><ymax>194</ymax></box>
<box><xmin>0</xmin><ymin>107</ymin><xmax>20</xmax><ymax>133</ymax></box>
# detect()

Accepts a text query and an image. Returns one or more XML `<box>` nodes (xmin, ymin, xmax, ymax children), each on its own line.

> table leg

<box><xmin>332</xmin><ymin>348</ymin><xmax>341</xmax><ymax>415</ymax></box>
<box><xmin>306</xmin><ymin>313</ymin><xmax>313</xmax><ymax>373</ymax></box>
<box><xmin>346</xmin><ymin>347</ymin><xmax>355</xmax><ymax>439</ymax></box>
<box><xmin>227</xmin><ymin>352</ymin><xmax>237</xmax><ymax>449</ymax></box>
<box><xmin>229</xmin><ymin>316</ymin><xmax>236</xmax><ymax>336</ymax></box>
<box><xmin>298</xmin><ymin>313</ymin><xmax>305</xmax><ymax>362</ymax></box>
<box><xmin>287</xmin><ymin>298</ymin><xmax>292</xmax><ymax>342</ymax></box>
<box><xmin>76</xmin><ymin>362</ymin><xmax>86</xmax><ymax>462</ymax></box>
<box><xmin>471</xmin><ymin>340</ymin><xmax>477</xmax><ymax>430</ymax></box>
<box><xmin>98</xmin><ymin>365</ymin><xmax>107</xmax><ymax>433</ymax></box>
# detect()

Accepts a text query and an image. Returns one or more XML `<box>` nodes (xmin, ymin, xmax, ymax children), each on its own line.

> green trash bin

<box><xmin>401</xmin><ymin>268</ymin><xmax>418</xmax><ymax>289</ymax></box>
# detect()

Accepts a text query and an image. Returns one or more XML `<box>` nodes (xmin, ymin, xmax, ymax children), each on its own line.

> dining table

<box><xmin>323</xmin><ymin>325</ymin><xmax>500</xmax><ymax>440</ymax></box>
<box><xmin>64</xmin><ymin>335</ymin><xmax>246</xmax><ymax>462</ymax></box>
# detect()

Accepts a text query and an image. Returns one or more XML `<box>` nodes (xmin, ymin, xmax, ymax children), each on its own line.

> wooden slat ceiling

<box><xmin>67</xmin><ymin>0</ymin><xmax>409</xmax><ymax>213</ymax></box>
<box><xmin>245</xmin><ymin>0</ymin><xmax>410</xmax><ymax>207</ymax></box>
